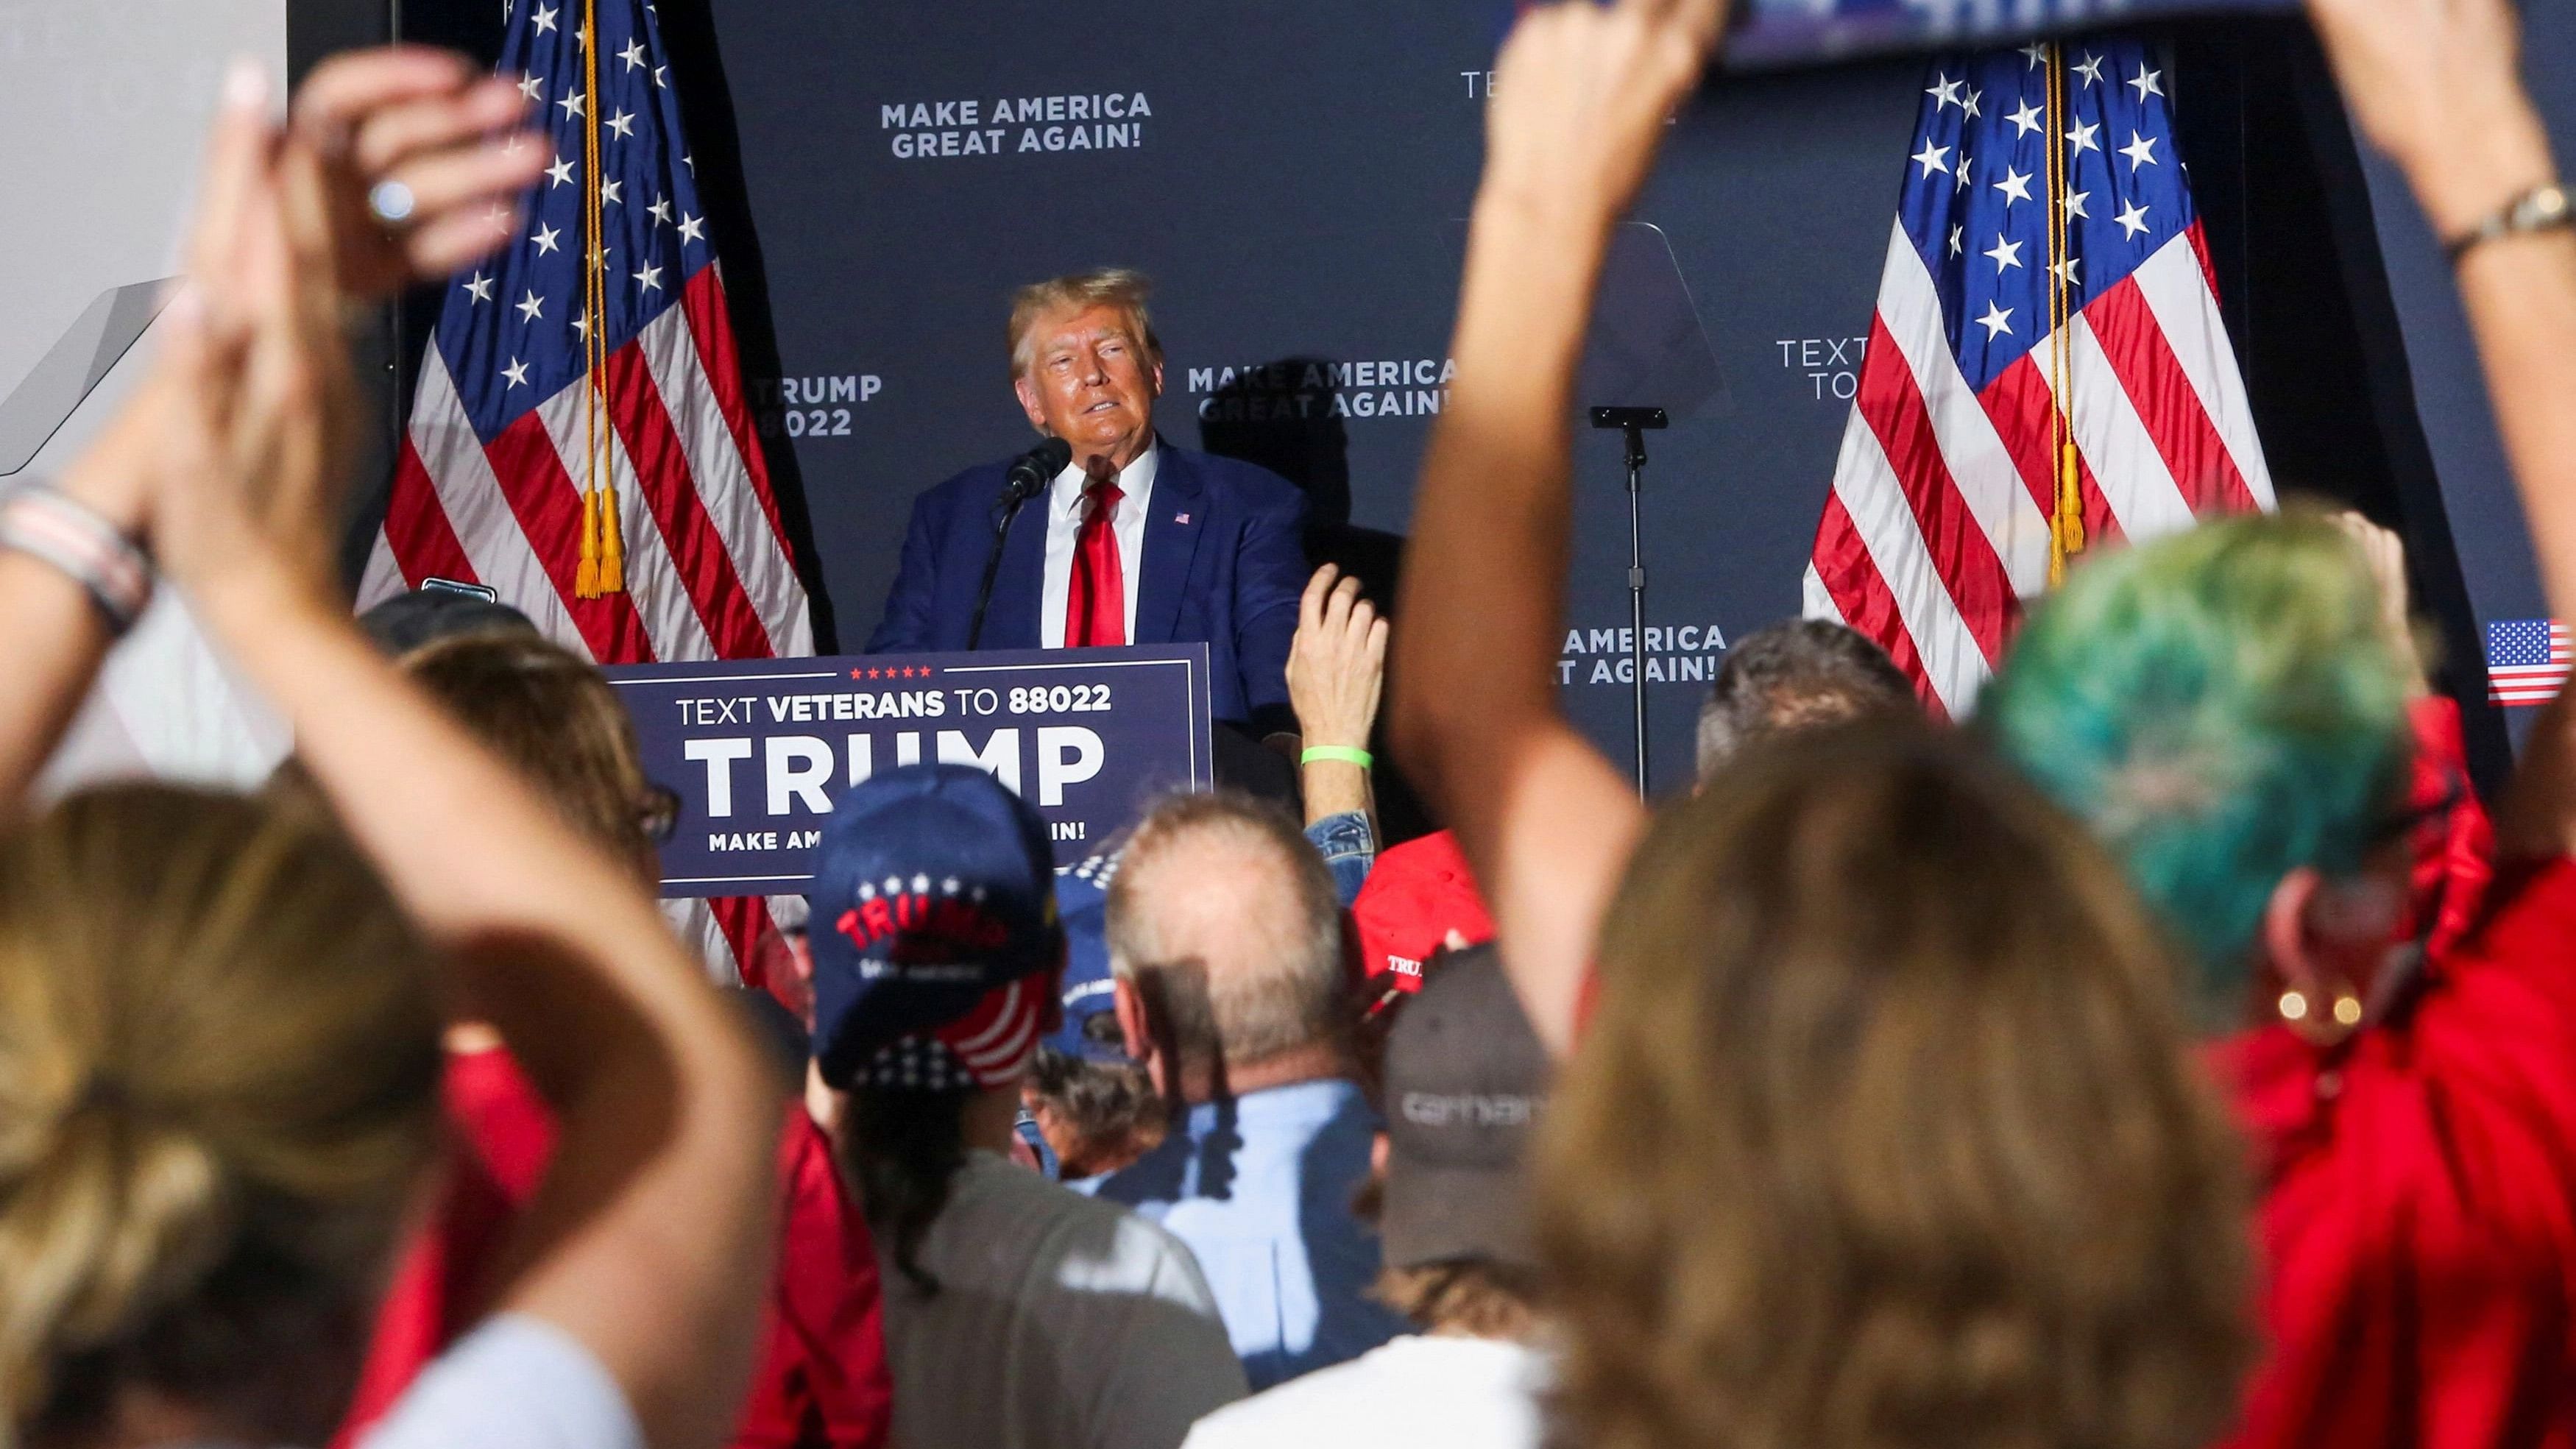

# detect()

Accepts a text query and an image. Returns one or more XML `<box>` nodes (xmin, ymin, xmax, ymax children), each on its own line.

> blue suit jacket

<box><xmin>866</xmin><ymin>442</ymin><xmax>1308</xmax><ymax>726</ymax></box>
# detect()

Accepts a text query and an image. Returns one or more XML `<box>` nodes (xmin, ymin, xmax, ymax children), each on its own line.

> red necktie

<box><xmin>1064</xmin><ymin>476</ymin><xmax>1126</xmax><ymax>648</ymax></box>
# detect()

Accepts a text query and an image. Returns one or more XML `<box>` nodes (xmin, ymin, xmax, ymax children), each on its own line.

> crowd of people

<box><xmin>3</xmin><ymin>0</ymin><xmax>2576</xmax><ymax>1448</ymax></box>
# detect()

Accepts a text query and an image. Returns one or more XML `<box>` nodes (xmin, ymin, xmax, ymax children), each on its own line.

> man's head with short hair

<box><xmin>1104</xmin><ymin>793</ymin><xmax>1344</xmax><ymax>1099</ymax></box>
<box><xmin>1007</xmin><ymin>269</ymin><xmax>1164</xmax><ymax>474</ymax></box>
<box><xmin>1695</xmin><ymin>620</ymin><xmax>1917</xmax><ymax>782</ymax></box>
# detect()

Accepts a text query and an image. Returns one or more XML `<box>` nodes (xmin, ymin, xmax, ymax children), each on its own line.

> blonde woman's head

<box><xmin>0</xmin><ymin>784</ymin><xmax>443</xmax><ymax>1448</ymax></box>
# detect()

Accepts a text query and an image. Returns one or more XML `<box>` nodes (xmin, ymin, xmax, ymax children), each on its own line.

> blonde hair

<box><xmin>1539</xmin><ymin>725</ymin><xmax>2252</xmax><ymax>1449</ymax></box>
<box><xmin>1007</xmin><ymin>269</ymin><xmax>1161</xmax><ymax>380</ymax></box>
<box><xmin>400</xmin><ymin>631</ymin><xmax>657</xmax><ymax>886</ymax></box>
<box><xmin>0</xmin><ymin>784</ymin><xmax>444</xmax><ymax>1446</ymax></box>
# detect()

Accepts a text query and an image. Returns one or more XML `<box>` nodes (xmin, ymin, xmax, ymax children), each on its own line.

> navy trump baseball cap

<box><xmin>806</xmin><ymin>764</ymin><xmax>1065</xmax><ymax>1091</ymax></box>
<box><xmin>1044</xmin><ymin>851</ymin><xmax>1133</xmax><ymax>1064</ymax></box>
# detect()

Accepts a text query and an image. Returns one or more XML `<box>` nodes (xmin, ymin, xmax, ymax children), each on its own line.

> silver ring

<box><xmin>366</xmin><ymin>180</ymin><xmax>417</xmax><ymax>227</ymax></box>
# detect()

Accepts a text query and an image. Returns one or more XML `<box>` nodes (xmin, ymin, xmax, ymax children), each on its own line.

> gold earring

<box><xmin>2276</xmin><ymin>981</ymin><xmax>2364</xmax><ymax>1045</ymax></box>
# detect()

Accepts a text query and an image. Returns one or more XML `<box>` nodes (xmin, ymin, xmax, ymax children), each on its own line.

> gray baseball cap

<box><xmin>1379</xmin><ymin>944</ymin><xmax>1551</xmax><ymax>1272</ymax></box>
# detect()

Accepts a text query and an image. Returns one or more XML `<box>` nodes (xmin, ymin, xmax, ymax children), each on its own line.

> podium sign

<box><xmin>609</xmin><ymin>645</ymin><xmax>1214</xmax><ymax>897</ymax></box>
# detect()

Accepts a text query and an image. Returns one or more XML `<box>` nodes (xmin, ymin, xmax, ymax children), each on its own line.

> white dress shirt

<box><xmin>1039</xmin><ymin>443</ymin><xmax>1158</xmax><ymax>648</ymax></box>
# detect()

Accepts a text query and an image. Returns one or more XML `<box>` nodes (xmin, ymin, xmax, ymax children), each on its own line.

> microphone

<box><xmin>1002</xmin><ymin>437</ymin><xmax>1073</xmax><ymax>505</ymax></box>
<box><xmin>969</xmin><ymin>438</ymin><xmax>1071</xmax><ymax>651</ymax></box>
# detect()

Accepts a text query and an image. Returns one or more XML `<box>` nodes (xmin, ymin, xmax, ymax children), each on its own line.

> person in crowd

<box><xmin>1181</xmin><ymin>946</ymin><xmax>1557</xmax><ymax>1449</ymax></box>
<box><xmin>1024</xmin><ymin>559</ymin><xmax>1390</xmax><ymax>1181</ymax></box>
<box><xmin>867</xmin><ymin>269</ymin><xmax>1310</xmax><ymax>733</ymax></box>
<box><xmin>1022</xmin><ymin>852</ymin><xmax>1167</xmax><ymax>1182</ymax></box>
<box><xmin>355</xmin><ymin>585</ymin><xmax>538</xmax><ymax>655</ymax></box>
<box><xmin>330</xmin><ymin>630</ymin><xmax>893</xmax><ymax>1449</ymax></box>
<box><xmin>0</xmin><ymin>49</ymin><xmax>778</xmax><ymax>1449</ymax></box>
<box><xmin>1087</xmin><ymin>792</ymin><xmax>1410</xmax><ymax>1388</ymax></box>
<box><xmin>1694</xmin><ymin>618</ymin><xmax>1916</xmax><ymax>784</ymax></box>
<box><xmin>806</xmin><ymin>764</ymin><xmax>1247</xmax><ymax>1449</ymax></box>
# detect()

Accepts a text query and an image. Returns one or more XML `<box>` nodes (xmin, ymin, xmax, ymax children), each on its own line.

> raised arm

<box><xmin>2310</xmin><ymin>0</ymin><xmax>2576</xmax><ymax>859</ymax></box>
<box><xmin>147</xmin><ymin>79</ymin><xmax>775</xmax><ymax>1449</ymax></box>
<box><xmin>1388</xmin><ymin>0</ymin><xmax>1725</xmax><ymax>1055</ymax></box>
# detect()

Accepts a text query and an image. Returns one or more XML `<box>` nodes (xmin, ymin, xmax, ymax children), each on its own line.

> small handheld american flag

<box><xmin>2487</xmin><ymin>620</ymin><xmax>2572</xmax><ymax>707</ymax></box>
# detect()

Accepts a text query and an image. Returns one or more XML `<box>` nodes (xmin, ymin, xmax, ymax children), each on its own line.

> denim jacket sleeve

<box><xmin>1304</xmin><ymin>810</ymin><xmax>1376</xmax><ymax>908</ymax></box>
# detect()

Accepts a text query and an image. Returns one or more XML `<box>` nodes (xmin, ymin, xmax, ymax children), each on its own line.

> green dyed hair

<box><xmin>1977</xmin><ymin>512</ymin><xmax>2413</xmax><ymax>999</ymax></box>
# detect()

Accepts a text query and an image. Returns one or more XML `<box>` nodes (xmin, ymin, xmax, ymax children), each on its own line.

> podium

<box><xmin>610</xmin><ymin>645</ymin><xmax>1214</xmax><ymax>897</ymax></box>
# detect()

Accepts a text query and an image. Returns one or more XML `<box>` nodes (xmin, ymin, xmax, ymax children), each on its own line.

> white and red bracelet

<box><xmin>0</xmin><ymin>486</ymin><xmax>152</xmax><ymax>635</ymax></box>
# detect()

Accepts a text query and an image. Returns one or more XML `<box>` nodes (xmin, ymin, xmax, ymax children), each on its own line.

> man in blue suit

<box><xmin>868</xmin><ymin>269</ymin><xmax>1308</xmax><ymax>731</ymax></box>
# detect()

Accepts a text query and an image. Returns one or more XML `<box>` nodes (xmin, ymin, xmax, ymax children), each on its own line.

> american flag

<box><xmin>2487</xmin><ymin>619</ymin><xmax>2572</xmax><ymax>706</ymax></box>
<box><xmin>355</xmin><ymin>0</ymin><xmax>813</xmax><ymax>982</ymax></box>
<box><xmin>1805</xmin><ymin>38</ymin><xmax>2273</xmax><ymax>718</ymax></box>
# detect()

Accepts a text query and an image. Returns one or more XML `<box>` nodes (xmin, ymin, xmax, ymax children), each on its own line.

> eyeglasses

<box><xmin>638</xmin><ymin>783</ymin><xmax>682</xmax><ymax>844</ymax></box>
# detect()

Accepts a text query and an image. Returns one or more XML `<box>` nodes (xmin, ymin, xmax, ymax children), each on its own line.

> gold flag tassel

<box><xmin>2044</xmin><ymin>43</ymin><xmax>2085</xmax><ymax>586</ymax></box>
<box><xmin>574</xmin><ymin>0</ymin><xmax>626</xmax><ymax>599</ymax></box>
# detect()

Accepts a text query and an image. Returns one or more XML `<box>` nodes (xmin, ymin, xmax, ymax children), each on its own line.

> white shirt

<box><xmin>1180</xmin><ymin>1335</ymin><xmax>1549</xmax><ymax>1449</ymax></box>
<box><xmin>880</xmin><ymin>1149</ymin><xmax>1247</xmax><ymax>1449</ymax></box>
<box><xmin>361</xmin><ymin>1313</ymin><xmax>641</xmax><ymax>1449</ymax></box>
<box><xmin>1039</xmin><ymin>444</ymin><xmax>1159</xmax><ymax>648</ymax></box>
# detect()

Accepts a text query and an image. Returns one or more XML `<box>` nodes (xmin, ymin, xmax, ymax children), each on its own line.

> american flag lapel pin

<box><xmin>1175</xmin><ymin>512</ymin><xmax>1190</xmax><ymax>525</ymax></box>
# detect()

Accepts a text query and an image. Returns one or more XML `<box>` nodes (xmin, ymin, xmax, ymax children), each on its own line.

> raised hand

<box><xmin>1479</xmin><ymin>0</ymin><xmax>1730</xmax><ymax>236</ymax></box>
<box><xmin>289</xmin><ymin>47</ymin><xmax>549</xmax><ymax>296</ymax></box>
<box><xmin>2306</xmin><ymin>0</ymin><xmax>2552</xmax><ymax>235</ymax></box>
<box><xmin>1287</xmin><ymin>564</ymin><xmax>1390</xmax><ymax>753</ymax></box>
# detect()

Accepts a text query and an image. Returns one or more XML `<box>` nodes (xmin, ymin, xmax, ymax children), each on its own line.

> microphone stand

<box><xmin>1590</xmin><ymin>406</ymin><xmax>1666</xmax><ymax>799</ymax></box>
<box><xmin>966</xmin><ymin>490</ymin><xmax>1034</xmax><ymax>652</ymax></box>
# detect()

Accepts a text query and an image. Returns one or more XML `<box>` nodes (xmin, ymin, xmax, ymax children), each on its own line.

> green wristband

<box><xmin>1301</xmin><ymin>745</ymin><xmax>1374</xmax><ymax>770</ymax></box>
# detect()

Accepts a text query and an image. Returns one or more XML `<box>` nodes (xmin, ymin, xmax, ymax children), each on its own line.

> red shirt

<box><xmin>2215</xmin><ymin>856</ymin><xmax>2576</xmax><ymax>1449</ymax></box>
<box><xmin>334</xmin><ymin>1049</ymin><xmax>892</xmax><ymax>1449</ymax></box>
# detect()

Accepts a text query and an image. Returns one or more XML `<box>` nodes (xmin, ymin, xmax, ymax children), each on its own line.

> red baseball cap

<box><xmin>1352</xmin><ymin>830</ymin><xmax>1495</xmax><ymax>996</ymax></box>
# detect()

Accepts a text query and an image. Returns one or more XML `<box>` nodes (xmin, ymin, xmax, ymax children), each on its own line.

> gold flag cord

<box><xmin>575</xmin><ymin>0</ymin><xmax>625</xmax><ymax>598</ymax></box>
<box><xmin>2044</xmin><ymin>43</ymin><xmax>2084</xmax><ymax>587</ymax></box>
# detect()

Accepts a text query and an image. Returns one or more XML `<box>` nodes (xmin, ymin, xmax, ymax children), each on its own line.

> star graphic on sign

<box><xmin>632</xmin><ymin>263</ymin><xmax>663</xmax><ymax>292</ymax></box>
<box><xmin>2129</xmin><ymin>65</ymin><xmax>2165</xmax><ymax>102</ymax></box>
<box><xmin>2006</xmin><ymin>98</ymin><xmax>2045</xmax><ymax>138</ymax></box>
<box><xmin>516</xmin><ymin>289</ymin><xmax>545</xmax><ymax>323</ymax></box>
<box><xmin>1985</xmin><ymin>235</ymin><xmax>2024</xmax><ymax>273</ymax></box>
<box><xmin>533</xmin><ymin>222</ymin><xmax>562</xmax><ymax>254</ymax></box>
<box><xmin>2019</xmin><ymin>40</ymin><xmax>2049</xmax><ymax>69</ymax></box>
<box><xmin>531</xmin><ymin>3</ymin><xmax>556</xmax><ymax>32</ymax></box>
<box><xmin>502</xmin><ymin>357</ymin><xmax>530</xmax><ymax>388</ymax></box>
<box><xmin>2051</xmin><ymin>255</ymin><xmax>2083</xmax><ymax>287</ymax></box>
<box><xmin>558</xmin><ymin>88</ymin><xmax>584</xmax><ymax>120</ymax></box>
<box><xmin>619</xmin><ymin>37</ymin><xmax>648</xmax><ymax>70</ymax></box>
<box><xmin>1911</xmin><ymin>140</ymin><xmax>1950</xmax><ymax>178</ymax></box>
<box><xmin>2115</xmin><ymin>199</ymin><xmax>2153</xmax><ymax>239</ymax></box>
<box><xmin>1976</xmin><ymin>300</ymin><xmax>2015</xmax><ymax>340</ymax></box>
<box><xmin>2062</xmin><ymin>189</ymin><xmax>2091</xmax><ymax>220</ymax></box>
<box><xmin>2074</xmin><ymin>52</ymin><xmax>2106</xmax><ymax>87</ymax></box>
<box><xmin>2065</xmin><ymin>118</ymin><xmax>2101</xmax><ymax>156</ymax></box>
<box><xmin>648</xmin><ymin>196</ymin><xmax>673</xmax><ymax>224</ymax></box>
<box><xmin>606</xmin><ymin>109</ymin><xmax>635</xmax><ymax>140</ymax></box>
<box><xmin>1949</xmin><ymin>224</ymin><xmax>1964</xmax><ymax>258</ymax></box>
<box><xmin>1993</xmin><ymin>166</ymin><xmax>2034</xmax><ymax>205</ymax></box>
<box><xmin>515</xmin><ymin>74</ymin><xmax>543</xmax><ymax>102</ymax></box>
<box><xmin>677</xmin><ymin>213</ymin><xmax>706</xmax><ymax>244</ymax></box>
<box><xmin>1927</xmin><ymin>74</ymin><xmax>1965</xmax><ymax>110</ymax></box>
<box><xmin>600</xmin><ymin>178</ymin><xmax>623</xmax><ymax>205</ymax></box>
<box><xmin>546</xmin><ymin>155</ymin><xmax>575</xmax><ymax>188</ymax></box>
<box><xmin>2120</xmin><ymin>132</ymin><xmax>2159</xmax><ymax>170</ymax></box>
<box><xmin>463</xmin><ymin>271</ymin><xmax>493</xmax><ymax>302</ymax></box>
